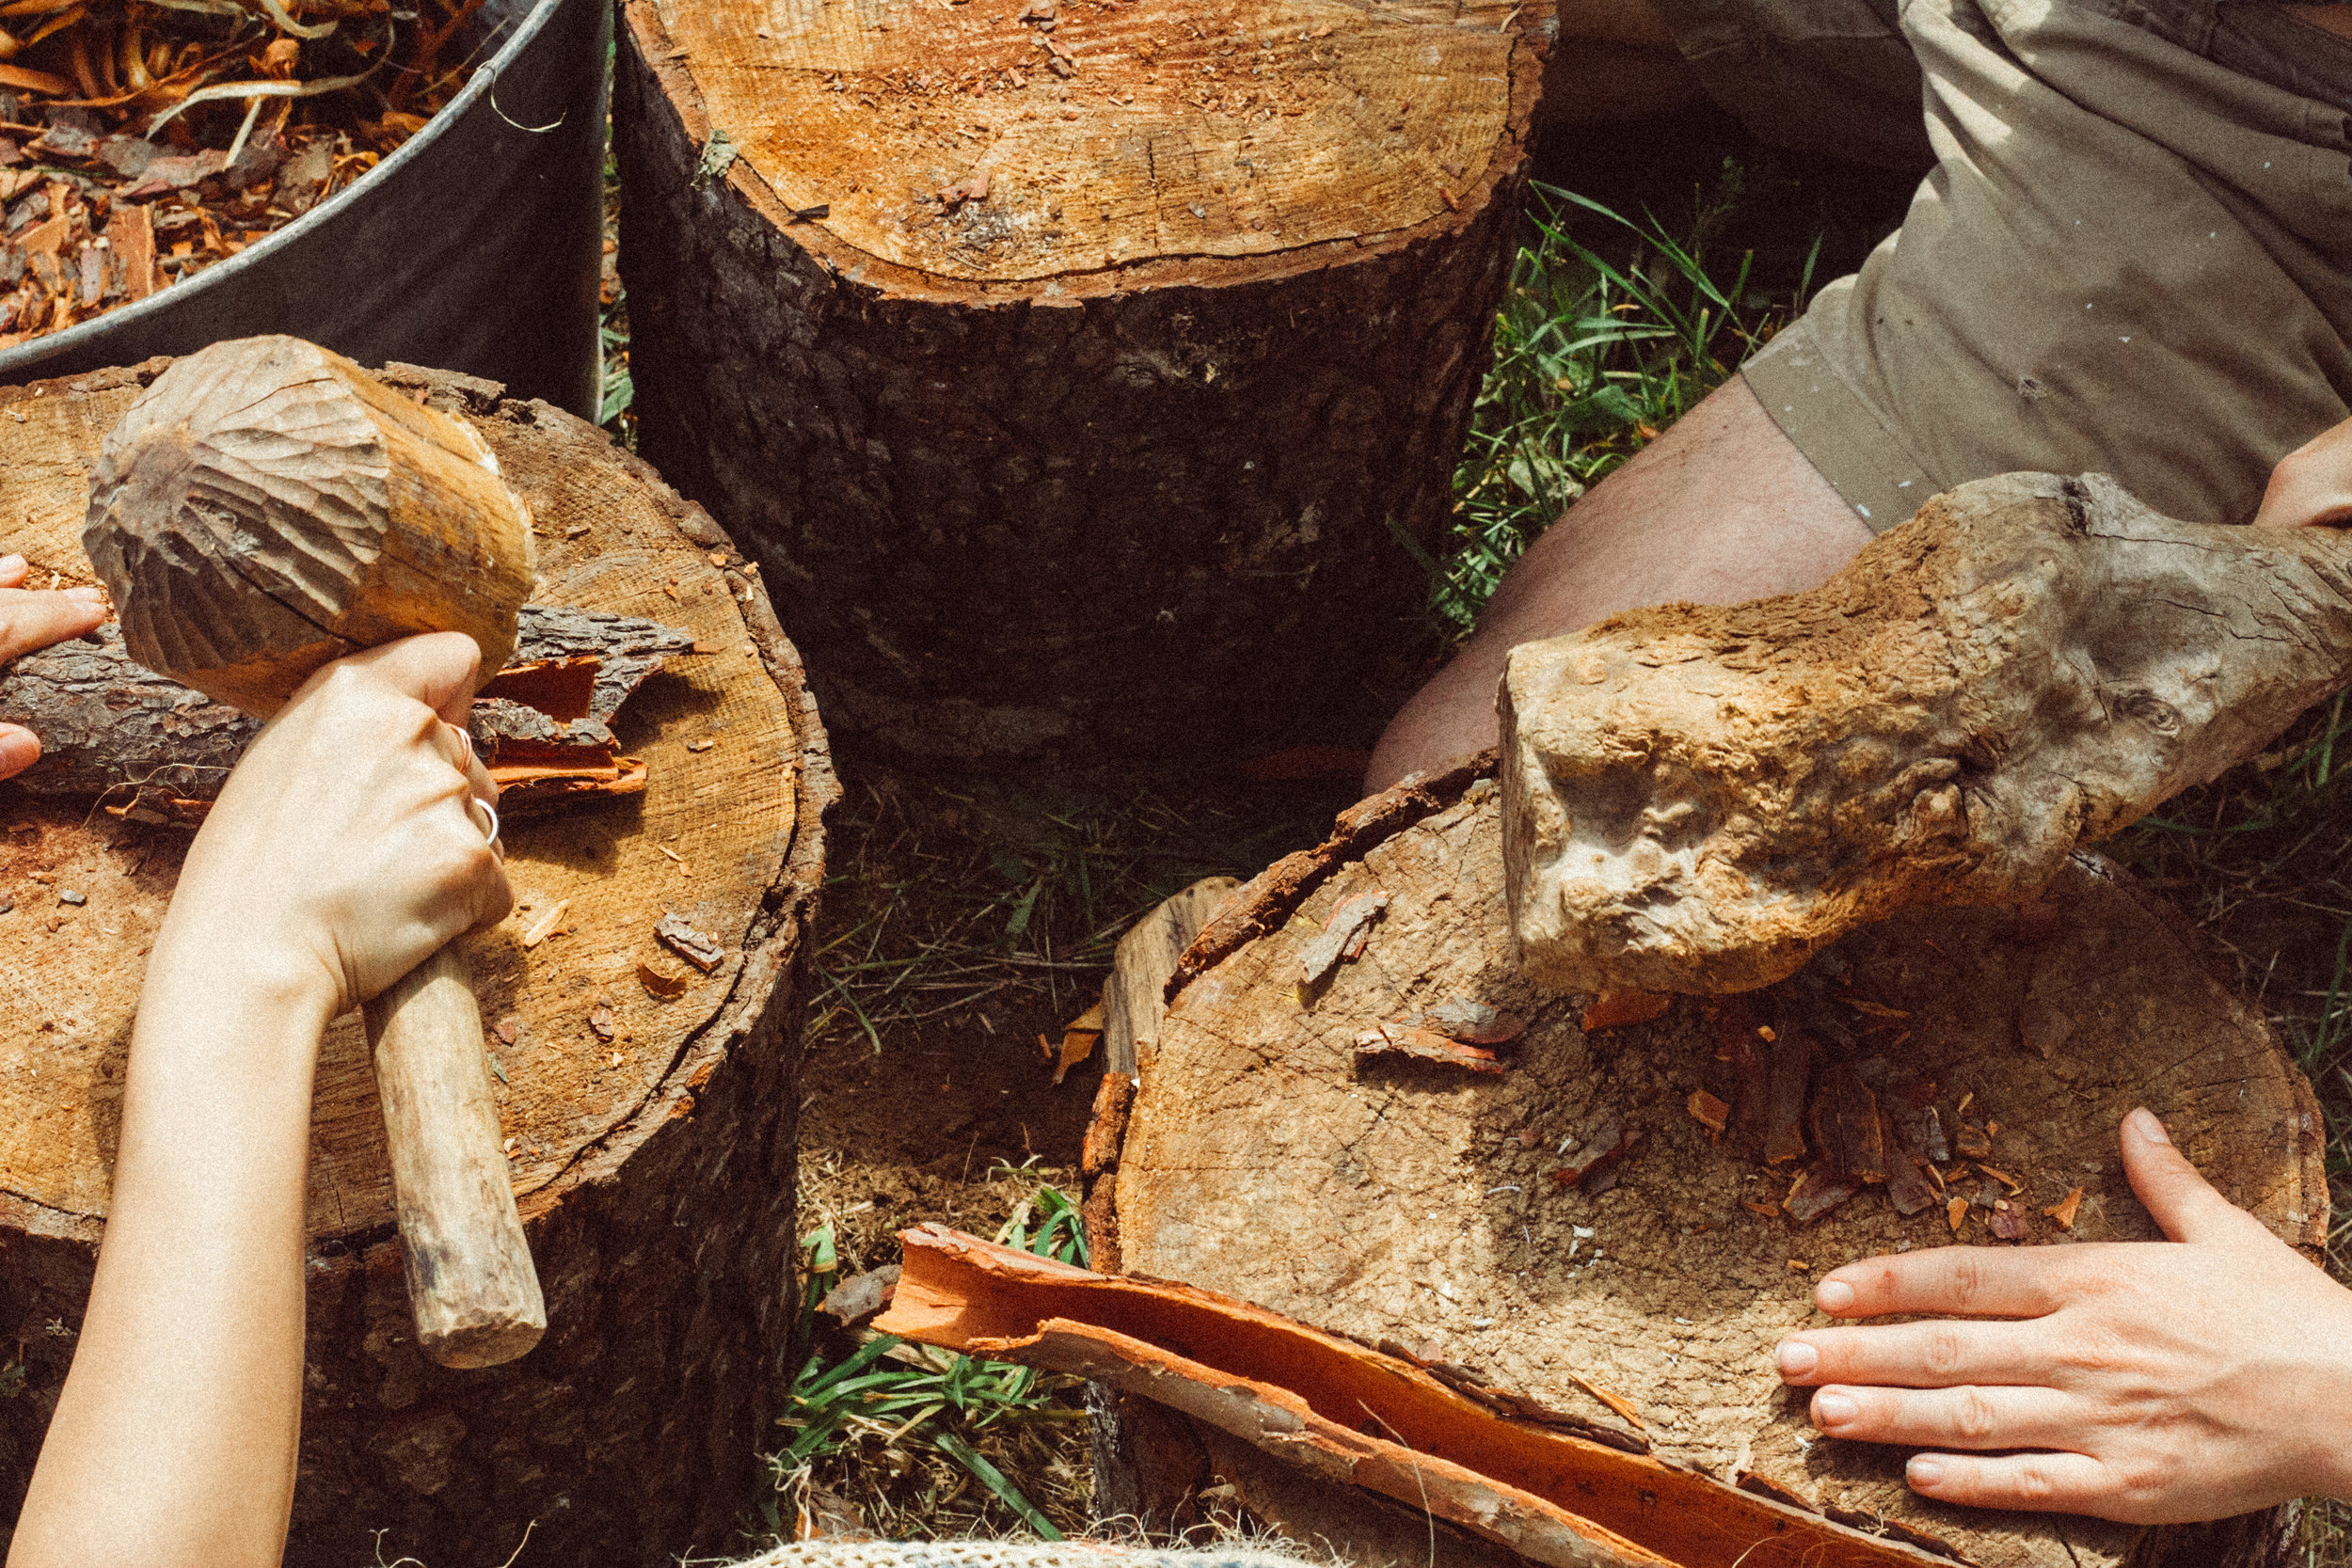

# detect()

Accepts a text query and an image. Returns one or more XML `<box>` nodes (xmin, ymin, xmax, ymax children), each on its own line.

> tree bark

<box><xmin>0</xmin><ymin>603</ymin><xmax>697</xmax><ymax>819</ymax></box>
<box><xmin>1502</xmin><ymin>471</ymin><xmax>2352</xmax><ymax>996</ymax></box>
<box><xmin>1095</xmin><ymin>758</ymin><xmax>2319</xmax><ymax>1568</ymax></box>
<box><xmin>612</xmin><ymin>0</ymin><xmax>1549</xmax><ymax>764</ymax></box>
<box><xmin>0</xmin><ymin>358</ymin><xmax>837</xmax><ymax>1566</ymax></box>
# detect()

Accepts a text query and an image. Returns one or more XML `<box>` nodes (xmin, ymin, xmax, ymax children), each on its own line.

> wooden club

<box><xmin>81</xmin><ymin>335</ymin><xmax>546</xmax><ymax>1370</ymax></box>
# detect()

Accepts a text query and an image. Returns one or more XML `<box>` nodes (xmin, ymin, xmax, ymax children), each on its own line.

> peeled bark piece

<box><xmin>1103</xmin><ymin>756</ymin><xmax>2322</xmax><ymax>1568</ymax></box>
<box><xmin>876</xmin><ymin>1225</ymin><xmax>1940</xmax><ymax>1568</ymax></box>
<box><xmin>0</xmin><ymin>605</ymin><xmax>693</xmax><ymax>818</ymax></box>
<box><xmin>1501</xmin><ymin>471</ymin><xmax>2352</xmax><ymax>995</ymax></box>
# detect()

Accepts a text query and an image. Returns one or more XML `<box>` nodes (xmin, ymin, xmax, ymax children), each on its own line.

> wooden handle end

<box><xmin>363</xmin><ymin>944</ymin><xmax>548</xmax><ymax>1371</ymax></box>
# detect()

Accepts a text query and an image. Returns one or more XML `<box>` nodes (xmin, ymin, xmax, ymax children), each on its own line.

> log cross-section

<box><xmin>615</xmin><ymin>0</ymin><xmax>1551</xmax><ymax>762</ymax></box>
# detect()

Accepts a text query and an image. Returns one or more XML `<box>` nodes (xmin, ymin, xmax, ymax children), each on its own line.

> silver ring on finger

<box><xmin>444</xmin><ymin>720</ymin><xmax>475</xmax><ymax>772</ymax></box>
<box><xmin>469</xmin><ymin>797</ymin><xmax>503</xmax><ymax>859</ymax></box>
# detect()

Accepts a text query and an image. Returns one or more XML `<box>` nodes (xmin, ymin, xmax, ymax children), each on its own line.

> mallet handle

<box><xmin>361</xmin><ymin>943</ymin><xmax>547</xmax><ymax>1369</ymax></box>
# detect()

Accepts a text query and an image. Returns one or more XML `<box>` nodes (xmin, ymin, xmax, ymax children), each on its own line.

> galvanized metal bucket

<box><xmin>0</xmin><ymin>0</ymin><xmax>607</xmax><ymax>416</ymax></box>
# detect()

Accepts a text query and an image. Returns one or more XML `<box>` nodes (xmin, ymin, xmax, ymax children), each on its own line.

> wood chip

<box><xmin>1741</xmin><ymin>1199</ymin><xmax>1780</xmax><ymax>1218</ymax></box>
<box><xmin>1553</xmin><ymin>1114</ymin><xmax>1638</xmax><ymax>1187</ymax></box>
<box><xmin>1054</xmin><ymin>1002</ymin><xmax>1104</xmax><ymax>1085</ymax></box>
<box><xmin>1954</xmin><ymin>1121</ymin><xmax>1993</xmax><ymax>1160</ymax></box>
<box><xmin>494</xmin><ymin>1016</ymin><xmax>520</xmax><ymax>1046</ymax></box>
<box><xmin>1946</xmin><ymin>1195</ymin><xmax>1969</xmax><ymax>1233</ymax></box>
<box><xmin>1977</xmin><ymin>1164</ymin><xmax>2022</xmax><ymax>1193</ymax></box>
<box><xmin>1422</xmin><ymin>997</ymin><xmax>1528</xmax><ymax>1045</ymax></box>
<box><xmin>588</xmin><ymin>1003</ymin><xmax>615</xmax><ymax>1041</ymax></box>
<box><xmin>1564</xmin><ymin>1370</ymin><xmax>1645</xmax><ymax>1430</ymax></box>
<box><xmin>1686</xmin><ymin>1090</ymin><xmax>1729</xmax><ymax>1137</ymax></box>
<box><xmin>1989</xmin><ymin>1198</ymin><xmax>2029</xmax><ymax>1241</ymax></box>
<box><xmin>1762</xmin><ymin>1029</ymin><xmax>1811</xmax><ymax>1166</ymax></box>
<box><xmin>2044</xmin><ymin>1186</ymin><xmax>2085</xmax><ymax>1228</ymax></box>
<box><xmin>1354</xmin><ymin>1023</ymin><xmax>1504</xmax><ymax>1075</ymax></box>
<box><xmin>637</xmin><ymin>962</ymin><xmax>691</xmax><ymax>1001</ymax></box>
<box><xmin>521</xmin><ymin>898</ymin><xmax>570</xmax><ymax>947</ymax></box>
<box><xmin>1298</xmin><ymin>890</ymin><xmax>1388</xmax><ymax>985</ymax></box>
<box><xmin>1812</xmin><ymin>1064</ymin><xmax>1883</xmax><ymax>1182</ymax></box>
<box><xmin>1784</xmin><ymin>1164</ymin><xmax>1860</xmax><ymax>1223</ymax></box>
<box><xmin>1580</xmin><ymin>990</ymin><xmax>1669</xmax><ymax>1032</ymax></box>
<box><xmin>656</xmin><ymin>912</ymin><xmax>724</xmax><ymax>972</ymax></box>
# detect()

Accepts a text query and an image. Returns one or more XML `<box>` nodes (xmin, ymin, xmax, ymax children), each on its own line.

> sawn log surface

<box><xmin>612</xmin><ymin>0</ymin><xmax>1550</xmax><ymax>761</ymax></box>
<box><xmin>1105</xmin><ymin>762</ymin><xmax>2322</xmax><ymax>1568</ymax></box>
<box><xmin>0</xmin><ymin>358</ymin><xmax>836</xmax><ymax>1566</ymax></box>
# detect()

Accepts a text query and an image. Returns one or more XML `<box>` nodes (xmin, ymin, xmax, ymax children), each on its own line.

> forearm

<box><xmin>8</xmin><ymin>931</ymin><xmax>332</xmax><ymax>1568</ymax></box>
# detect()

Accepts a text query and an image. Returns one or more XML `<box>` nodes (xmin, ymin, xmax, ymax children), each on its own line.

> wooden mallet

<box><xmin>81</xmin><ymin>335</ymin><xmax>546</xmax><ymax>1370</ymax></box>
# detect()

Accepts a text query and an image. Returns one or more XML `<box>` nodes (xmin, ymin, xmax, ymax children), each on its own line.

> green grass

<box><xmin>1410</xmin><ymin>182</ymin><xmax>1819</xmax><ymax>634</ymax></box>
<box><xmin>759</xmin><ymin>1179</ymin><xmax>1095</xmax><ymax>1545</ymax></box>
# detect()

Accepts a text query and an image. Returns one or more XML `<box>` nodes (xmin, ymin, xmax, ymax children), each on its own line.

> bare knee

<box><xmin>1366</xmin><ymin>377</ymin><xmax>1871</xmax><ymax>795</ymax></box>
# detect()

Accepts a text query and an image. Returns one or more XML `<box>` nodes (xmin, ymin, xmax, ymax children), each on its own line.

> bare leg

<box><xmin>1367</xmin><ymin>377</ymin><xmax>1871</xmax><ymax>792</ymax></box>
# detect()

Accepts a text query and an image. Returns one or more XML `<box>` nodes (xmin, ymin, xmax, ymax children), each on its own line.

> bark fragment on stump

<box><xmin>613</xmin><ymin>0</ymin><xmax>1549</xmax><ymax>762</ymax></box>
<box><xmin>1502</xmin><ymin>471</ymin><xmax>2352</xmax><ymax>995</ymax></box>
<box><xmin>1104</xmin><ymin>759</ymin><xmax>2320</xmax><ymax>1568</ymax></box>
<box><xmin>0</xmin><ymin>358</ymin><xmax>837</xmax><ymax>1568</ymax></box>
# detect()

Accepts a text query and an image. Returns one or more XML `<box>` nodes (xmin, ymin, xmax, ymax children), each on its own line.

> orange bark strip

<box><xmin>875</xmin><ymin>1225</ymin><xmax>1954</xmax><ymax>1568</ymax></box>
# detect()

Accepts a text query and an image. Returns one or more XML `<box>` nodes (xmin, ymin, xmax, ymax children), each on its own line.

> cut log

<box><xmin>612</xmin><ymin>0</ymin><xmax>1549</xmax><ymax>763</ymax></box>
<box><xmin>0</xmin><ymin>359</ymin><xmax>836</xmax><ymax>1566</ymax></box>
<box><xmin>1</xmin><ymin>604</ymin><xmax>697</xmax><ymax>820</ymax></box>
<box><xmin>1502</xmin><ymin>471</ymin><xmax>2352</xmax><ymax>995</ymax></box>
<box><xmin>1095</xmin><ymin>758</ymin><xmax>2321</xmax><ymax>1568</ymax></box>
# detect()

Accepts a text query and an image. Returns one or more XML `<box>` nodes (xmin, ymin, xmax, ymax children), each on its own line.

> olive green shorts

<box><xmin>1647</xmin><ymin>0</ymin><xmax>2352</xmax><ymax>530</ymax></box>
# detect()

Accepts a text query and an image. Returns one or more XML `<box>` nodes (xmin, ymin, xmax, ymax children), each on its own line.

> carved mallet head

<box><xmin>82</xmin><ymin>334</ymin><xmax>535</xmax><ymax>717</ymax></box>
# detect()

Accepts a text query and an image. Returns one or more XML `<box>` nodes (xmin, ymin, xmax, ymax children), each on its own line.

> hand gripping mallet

<box><xmin>81</xmin><ymin>335</ymin><xmax>546</xmax><ymax>1369</ymax></box>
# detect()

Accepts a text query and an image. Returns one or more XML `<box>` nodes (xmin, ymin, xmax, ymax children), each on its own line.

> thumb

<box><xmin>2121</xmin><ymin>1108</ymin><xmax>2259</xmax><ymax>1243</ymax></box>
<box><xmin>0</xmin><ymin>722</ymin><xmax>38</xmax><ymax>782</ymax></box>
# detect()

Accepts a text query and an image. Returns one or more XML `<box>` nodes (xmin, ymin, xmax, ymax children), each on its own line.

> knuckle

<box><xmin>1943</xmin><ymin>1254</ymin><xmax>1985</xmax><ymax>1310</ymax></box>
<box><xmin>2011</xmin><ymin>1460</ymin><xmax>2063</xmax><ymax>1506</ymax></box>
<box><xmin>1953</xmin><ymin>1387</ymin><xmax>1999</xmax><ymax>1444</ymax></box>
<box><xmin>1923</xmin><ymin>1326</ymin><xmax>1969</xmax><ymax>1378</ymax></box>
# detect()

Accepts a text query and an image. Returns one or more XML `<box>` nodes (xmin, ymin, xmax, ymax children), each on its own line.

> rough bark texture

<box><xmin>882</xmin><ymin>1226</ymin><xmax>1957</xmax><ymax>1568</ymax></box>
<box><xmin>1502</xmin><ymin>471</ymin><xmax>2352</xmax><ymax>995</ymax></box>
<box><xmin>1</xmin><ymin>603</ymin><xmax>694</xmax><ymax>819</ymax></box>
<box><xmin>0</xmin><ymin>358</ymin><xmax>837</xmax><ymax>1566</ymax></box>
<box><xmin>612</xmin><ymin>0</ymin><xmax>1549</xmax><ymax>764</ymax></box>
<box><xmin>1101</xmin><ymin>759</ymin><xmax>2318</xmax><ymax>1568</ymax></box>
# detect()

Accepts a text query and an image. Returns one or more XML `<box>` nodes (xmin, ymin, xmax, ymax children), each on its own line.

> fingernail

<box><xmin>0</xmin><ymin>553</ymin><xmax>22</xmax><ymax>573</ymax></box>
<box><xmin>1908</xmin><ymin>1457</ymin><xmax>1945</xmax><ymax>1488</ymax></box>
<box><xmin>1815</xmin><ymin>1391</ymin><xmax>1857</xmax><ymax>1425</ymax></box>
<box><xmin>2127</xmin><ymin>1107</ymin><xmax>2170</xmax><ymax>1146</ymax></box>
<box><xmin>63</xmin><ymin>585</ymin><xmax>103</xmax><ymax>603</ymax></box>
<box><xmin>1775</xmin><ymin>1341</ymin><xmax>1817</xmax><ymax>1378</ymax></box>
<box><xmin>1817</xmin><ymin>1278</ymin><xmax>1855</xmax><ymax>1312</ymax></box>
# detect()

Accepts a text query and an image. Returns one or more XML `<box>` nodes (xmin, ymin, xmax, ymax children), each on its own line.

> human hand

<box><xmin>2253</xmin><ymin>416</ymin><xmax>2352</xmax><ymax>530</ymax></box>
<box><xmin>156</xmin><ymin>631</ymin><xmax>512</xmax><ymax>1018</ymax></box>
<box><xmin>0</xmin><ymin>552</ymin><xmax>108</xmax><ymax>781</ymax></box>
<box><xmin>1774</xmin><ymin>1108</ymin><xmax>2352</xmax><ymax>1523</ymax></box>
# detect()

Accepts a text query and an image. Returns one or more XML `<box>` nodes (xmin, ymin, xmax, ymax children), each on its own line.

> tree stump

<box><xmin>1091</xmin><ymin>758</ymin><xmax>2322</xmax><ymax>1568</ymax></box>
<box><xmin>0</xmin><ymin>360</ymin><xmax>836</xmax><ymax>1566</ymax></box>
<box><xmin>612</xmin><ymin>0</ymin><xmax>1550</xmax><ymax>763</ymax></box>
